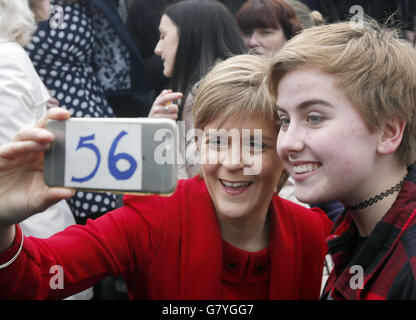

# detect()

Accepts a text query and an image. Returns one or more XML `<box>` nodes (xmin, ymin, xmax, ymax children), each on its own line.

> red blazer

<box><xmin>0</xmin><ymin>176</ymin><xmax>332</xmax><ymax>299</ymax></box>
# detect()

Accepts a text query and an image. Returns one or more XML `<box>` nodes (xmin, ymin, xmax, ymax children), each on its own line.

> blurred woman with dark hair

<box><xmin>236</xmin><ymin>0</ymin><xmax>302</xmax><ymax>55</ymax></box>
<box><xmin>148</xmin><ymin>0</ymin><xmax>246</xmax><ymax>179</ymax></box>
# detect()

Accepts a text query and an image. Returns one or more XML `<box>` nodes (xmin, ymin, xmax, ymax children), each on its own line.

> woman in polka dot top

<box><xmin>26</xmin><ymin>0</ymin><xmax>148</xmax><ymax>224</ymax></box>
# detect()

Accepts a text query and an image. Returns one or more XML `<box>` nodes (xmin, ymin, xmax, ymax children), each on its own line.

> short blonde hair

<box><xmin>194</xmin><ymin>54</ymin><xmax>289</xmax><ymax>190</ymax></box>
<box><xmin>194</xmin><ymin>54</ymin><xmax>278</xmax><ymax>129</ymax></box>
<box><xmin>0</xmin><ymin>0</ymin><xmax>36</xmax><ymax>46</ymax></box>
<box><xmin>268</xmin><ymin>19</ymin><xmax>416</xmax><ymax>166</ymax></box>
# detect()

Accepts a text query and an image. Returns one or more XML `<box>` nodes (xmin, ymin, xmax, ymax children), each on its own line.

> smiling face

<box><xmin>242</xmin><ymin>27</ymin><xmax>287</xmax><ymax>55</ymax></box>
<box><xmin>154</xmin><ymin>15</ymin><xmax>180</xmax><ymax>78</ymax></box>
<box><xmin>276</xmin><ymin>65</ymin><xmax>381</xmax><ymax>205</ymax></box>
<box><xmin>200</xmin><ymin>114</ymin><xmax>284</xmax><ymax>222</ymax></box>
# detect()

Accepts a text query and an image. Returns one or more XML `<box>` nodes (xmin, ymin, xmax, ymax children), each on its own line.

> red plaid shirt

<box><xmin>322</xmin><ymin>165</ymin><xmax>416</xmax><ymax>300</ymax></box>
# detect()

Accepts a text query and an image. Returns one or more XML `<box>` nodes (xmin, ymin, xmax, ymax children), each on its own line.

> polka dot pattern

<box><xmin>26</xmin><ymin>0</ymin><xmax>119</xmax><ymax>224</ymax></box>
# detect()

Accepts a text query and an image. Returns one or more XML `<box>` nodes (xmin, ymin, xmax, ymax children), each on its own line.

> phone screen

<box><xmin>65</xmin><ymin>121</ymin><xmax>143</xmax><ymax>190</ymax></box>
<box><xmin>44</xmin><ymin>118</ymin><xmax>178</xmax><ymax>195</ymax></box>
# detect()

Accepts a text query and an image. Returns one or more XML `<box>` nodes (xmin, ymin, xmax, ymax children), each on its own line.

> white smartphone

<box><xmin>43</xmin><ymin>118</ymin><xmax>178</xmax><ymax>195</ymax></box>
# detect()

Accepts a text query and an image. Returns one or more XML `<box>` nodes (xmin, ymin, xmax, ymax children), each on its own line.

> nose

<box><xmin>248</xmin><ymin>33</ymin><xmax>261</xmax><ymax>48</ymax></box>
<box><xmin>221</xmin><ymin>134</ymin><xmax>248</xmax><ymax>171</ymax></box>
<box><xmin>276</xmin><ymin>123</ymin><xmax>305</xmax><ymax>159</ymax></box>
<box><xmin>154</xmin><ymin>40</ymin><xmax>162</xmax><ymax>56</ymax></box>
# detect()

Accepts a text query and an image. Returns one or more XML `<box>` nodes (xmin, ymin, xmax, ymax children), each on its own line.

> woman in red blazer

<box><xmin>0</xmin><ymin>54</ymin><xmax>331</xmax><ymax>299</ymax></box>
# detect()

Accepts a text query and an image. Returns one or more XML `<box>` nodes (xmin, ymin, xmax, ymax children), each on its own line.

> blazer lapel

<box><xmin>269</xmin><ymin>200</ymin><xmax>302</xmax><ymax>299</ymax></box>
<box><xmin>179</xmin><ymin>177</ymin><xmax>223</xmax><ymax>299</ymax></box>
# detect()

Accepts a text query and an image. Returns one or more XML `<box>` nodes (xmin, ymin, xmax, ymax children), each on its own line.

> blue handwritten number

<box><xmin>71</xmin><ymin>134</ymin><xmax>101</xmax><ymax>183</ymax></box>
<box><xmin>108</xmin><ymin>131</ymin><xmax>138</xmax><ymax>180</ymax></box>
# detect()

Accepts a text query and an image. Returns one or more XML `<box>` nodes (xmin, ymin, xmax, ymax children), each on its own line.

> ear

<box><xmin>376</xmin><ymin>119</ymin><xmax>406</xmax><ymax>155</ymax></box>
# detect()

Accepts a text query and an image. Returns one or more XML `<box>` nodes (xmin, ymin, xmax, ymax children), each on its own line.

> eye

<box><xmin>243</xmin><ymin>31</ymin><xmax>253</xmax><ymax>37</ymax></box>
<box><xmin>260</xmin><ymin>30</ymin><xmax>272</xmax><ymax>35</ymax></box>
<box><xmin>208</xmin><ymin>136</ymin><xmax>227</xmax><ymax>150</ymax></box>
<box><xmin>250</xmin><ymin>140</ymin><xmax>266</xmax><ymax>152</ymax></box>
<box><xmin>277</xmin><ymin>116</ymin><xmax>290</xmax><ymax>129</ymax></box>
<box><xmin>307</xmin><ymin>114</ymin><xmax>325</xmax><ymax>125</ymax></box>
<box><xmin>242</xmin><ymin>138</ymin><xmax>265</xmax><ymax>152</ymax></box>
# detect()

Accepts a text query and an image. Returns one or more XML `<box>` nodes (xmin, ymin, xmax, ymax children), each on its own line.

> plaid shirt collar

<box><xmin>323</xmin><ymin>165</ymin><xmax>416</xmax><ymax>300</ymax></box>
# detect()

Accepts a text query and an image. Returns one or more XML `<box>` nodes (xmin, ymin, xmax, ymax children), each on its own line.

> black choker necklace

<box><xmin>345</xmin><ymin>176</ymin><xmax>407</xmax><ymax>211</ymax></box>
